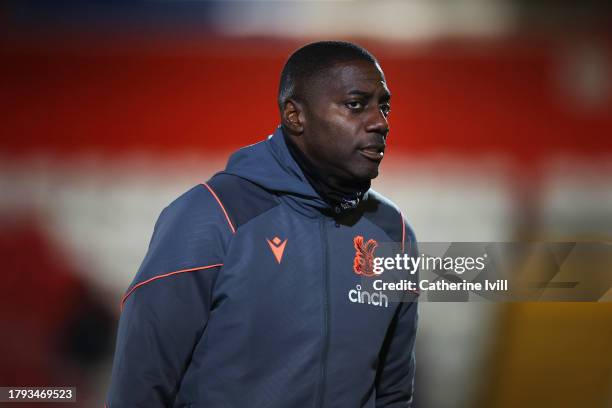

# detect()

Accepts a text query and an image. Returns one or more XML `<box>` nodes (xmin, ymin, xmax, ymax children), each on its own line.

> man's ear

<box><xmin>281</xmin><ymin>99</ymin><xmax>305</xmax><ymax>134</ymax></box>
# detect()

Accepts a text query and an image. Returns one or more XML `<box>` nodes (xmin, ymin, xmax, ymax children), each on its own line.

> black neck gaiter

<box><xmin>283</xmin><ymin>130</ymin><xmax>370</xmax><ymax>213</ymax></box>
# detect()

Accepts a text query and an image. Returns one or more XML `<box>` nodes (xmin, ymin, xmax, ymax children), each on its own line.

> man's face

<box><xmin>300</xmin><ymin>60</ymin><xmax>391</xmax><ymax>182</ymax></box>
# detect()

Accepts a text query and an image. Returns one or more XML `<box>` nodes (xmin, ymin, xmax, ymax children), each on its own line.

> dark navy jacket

<box><xmin>106</xmin><ymin>127</ymin><xmax>418</xmax><ymax>408</ymax></box>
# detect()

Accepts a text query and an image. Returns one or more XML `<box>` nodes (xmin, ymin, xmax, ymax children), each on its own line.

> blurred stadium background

<box><xmin>1</xmin><ymin>1</ymin><xmax>611</xmax><ymax>407</ymax></box>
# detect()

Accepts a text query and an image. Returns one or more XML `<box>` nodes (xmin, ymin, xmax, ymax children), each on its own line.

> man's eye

<box><xmin>380</xmin><ymin>104</ymin><xmax>391</xmax><ymax>116</ymax></box>
<box><xmin>346</xmin><ymin>101</ymin><xmax>364</xmax><ymax>110</ymax></box>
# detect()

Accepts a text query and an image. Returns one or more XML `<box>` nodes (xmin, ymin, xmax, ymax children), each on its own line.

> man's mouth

<box><xmin>359</xmin><ymin>144</ymin><xmax>385</xmax><ymax>162</ymax></box>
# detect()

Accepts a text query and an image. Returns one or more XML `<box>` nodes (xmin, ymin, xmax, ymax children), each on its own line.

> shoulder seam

<box><xmin>362</xmin><ymin>196</ymin><xmax>412</xmax><ymax>253</ymax></box>
<box><xmin>201</xmin><ymin>182</ymin><xmax>236</xmax><ymax>234</ymax></box>
<box><xmin>120</xmin><ymin>263</ymin><xmax>223</xmax><ymax>311</ymax></box>
<box><xmin>207</xmin><ymin>174</ymin><xmax>282</xmax><ymax>230</ymax></box>
<box><xmin>235</xmin><ymin>202</ymin><xmax>281</xmax><ymax>231</ymax></box>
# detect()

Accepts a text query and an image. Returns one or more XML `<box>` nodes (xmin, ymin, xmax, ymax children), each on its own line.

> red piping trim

<box><xmin>400</xmin><ymin>212</ymin><xmax>419</xmax><ymax>296</ymax></box>
<box><xmin>400</xmin><ymin>211</ymin><xmax>406</xmax><ymax>253</ymax></box>
<box><xmin>120</xmin><ymin>263</ymin><xmax>223</xmax><ymax>311</ymax></box>
<box><xmin>202</xmin><ymin>182</ymin><xmax>236</xmax><ymax>234</ymax></box>
<box><xmin>408</xmin><ymin>288</ymin><xmax>421</xmax><ymax>296</ymax></box>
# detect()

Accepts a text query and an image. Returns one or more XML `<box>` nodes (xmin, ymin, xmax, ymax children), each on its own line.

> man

<box><xmin>106</xmin><ymin>41</ymin><xmax>418</xmax><ymax>407</ymax></box>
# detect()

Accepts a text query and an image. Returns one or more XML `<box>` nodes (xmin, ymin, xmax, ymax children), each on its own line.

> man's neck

<box><xmin>282</xmin><ymin>129</ymin><xmax>370</xmax><ymax>213</ymax></box>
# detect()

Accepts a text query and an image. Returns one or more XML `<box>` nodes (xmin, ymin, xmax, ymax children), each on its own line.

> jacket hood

<box><xmin>221</xmin><ymin>126</ymin><xmax>328</xmax><ymax>212</ymax></box>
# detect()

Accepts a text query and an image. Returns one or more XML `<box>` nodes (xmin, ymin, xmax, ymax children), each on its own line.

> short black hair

<box><xmin>278</xmin><ymin>41</ymin><xmax>379</xmax><ymax>109</ymax></box>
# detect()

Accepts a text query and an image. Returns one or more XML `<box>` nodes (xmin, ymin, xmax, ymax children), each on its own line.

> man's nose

<box><xmin>365</xmin><ymin>108</ymin><xmax>389</xmax><ymax>139</ymax></box>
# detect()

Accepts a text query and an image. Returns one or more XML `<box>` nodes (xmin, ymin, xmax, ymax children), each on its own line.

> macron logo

<box><xmin>267</xmin><ymin>236</ymin><xmax>288</xmax><ymax>264</ymax></box>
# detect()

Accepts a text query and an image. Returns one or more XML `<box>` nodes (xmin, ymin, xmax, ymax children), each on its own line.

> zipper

<box><xmin>315</xmin><ymin>218</ymin><xmax>330</xmax><ymax>408</ymax></box>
